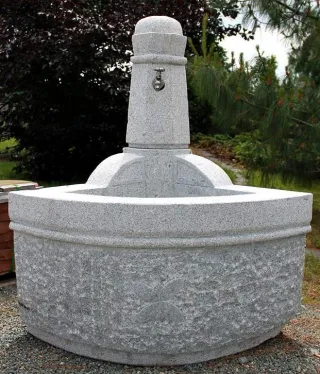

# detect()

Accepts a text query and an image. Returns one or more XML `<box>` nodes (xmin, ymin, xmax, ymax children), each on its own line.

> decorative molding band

<box><xmin>131</xmin><ymin>55</ymin><xmax>187</xmax><ymax>65</ymax></box>
<box><xmin>11</xmin><ymin>222</ymin><xmax>310</xmax><ymax>249</ymax></box>
<box><xmin>128</xmin><ymin>144</ymin><xmax>189</xmax><ymax>149</ymax></box>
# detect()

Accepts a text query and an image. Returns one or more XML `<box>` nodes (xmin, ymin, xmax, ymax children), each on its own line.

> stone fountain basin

<box><xmin>9</xmin><ymin>185</ymin><xmax>312</xmax><ymax>366</ymax></box>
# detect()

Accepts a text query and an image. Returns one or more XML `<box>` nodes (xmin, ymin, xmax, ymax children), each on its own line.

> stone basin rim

<box><xmin>9</xmin><ymin>184</ymin><xmax>312</xmax><ymax>205</ymax></box>
<box><xmin>9</xmin><ymin>184</ymin><xmax>313</xmax><ymax>248</ymax></box>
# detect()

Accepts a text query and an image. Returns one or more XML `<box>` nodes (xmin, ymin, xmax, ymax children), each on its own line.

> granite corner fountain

<box><xmin>9</xmin><ymin>16</ymin><xmax>313</xmax><ymax>366</ymax></box>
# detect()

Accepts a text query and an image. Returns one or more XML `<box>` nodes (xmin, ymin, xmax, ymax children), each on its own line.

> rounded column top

<box><xmin>134</xmin><ymin>16</ymin><xmax>183</xmax><ymax>35</ymax></box>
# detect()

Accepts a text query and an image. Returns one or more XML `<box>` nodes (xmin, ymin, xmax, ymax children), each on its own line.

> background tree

<box><xmin>238</xmin><ymin>0</ymin><xmax>319</xmax><ymax>37</ymax></box>
<box><xmin>0</xmin><ymin>0</ymin><xmax>249</xmax><ymax>182</ymax></box>
<box><xmin>188</xmin><ymin>13</ymin><xmax>320</xmax><ymax>181</ymax></box>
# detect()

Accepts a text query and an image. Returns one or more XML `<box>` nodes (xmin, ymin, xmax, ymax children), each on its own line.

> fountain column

<box><xmin>87</xmin><ymin>16</ymin><xmax>232</xmax><ymax>197</ymax></box>
<box><xmin>126</xmin><ymin>16</ymin><xmax>190</xmax><ymax>149</ymax></box>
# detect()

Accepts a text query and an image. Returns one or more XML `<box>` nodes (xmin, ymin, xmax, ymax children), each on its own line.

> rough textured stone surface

<box><xmin>2</xmin><ymin>285</ymin><xmax>320</xmax><ymax>374</ymax></box>
<box><xmin>9</xmin><ymin>15</ymin><xmax>313</xmax><ymax>366</ymax></box>
<box><xmin>15</xmin><ymin>233</ymin><xmax>305</xmax><ymax>365</ymax></box>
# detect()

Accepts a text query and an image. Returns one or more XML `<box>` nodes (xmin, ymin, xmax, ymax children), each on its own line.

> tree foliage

<box><xmin>188</xmin><ymin>15</ymin><xmax>320</xmax><ymax>181</ymax></box>
<box><xmin>239</xmin><ymin>0</ymin><xmax>320</xmax><ymax>38</ymax></box>
<box><xmin>189</xmin><ymin>1</ymin><xmax>320</xmax><ymax>181</ymax></box>
<box><xmin>239</xmin><ymin>1</ymin><xmax>320</xmax><ymax>83</ymax></box>
<box><xmin>0</xmin><ymin>0</ymin><xmax>249</xmax><ymax>182</ymax></box>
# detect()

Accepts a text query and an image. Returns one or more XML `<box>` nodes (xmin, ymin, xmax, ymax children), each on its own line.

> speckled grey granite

<box><xmin>87</xmin><ymin>148</ymin><xmax>232</xmax><ymax>197</ymax></box>
<box><xmin>84</xmin><ymin>15</ymin><xmax>231</xmax><ymax>198</ymax></box>
<box><xmin>8</xmin><ymin>15</ymin><xmax>313</xmax><ymax>366</ymax></box>
<box><xmin>14</xmin><ymin>233</ymin><xmax>305</xmax><ymax>366</ymax></box>
<box><xmin>127</xmin><ymin>16</ymin><xmax>189</xmax><ymax>149</ymax></box>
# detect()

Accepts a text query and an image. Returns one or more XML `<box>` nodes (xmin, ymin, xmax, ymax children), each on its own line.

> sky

<box><xmin>221</xmin><ymin>20</ymin><xmax>291</xmax><ymax>78</ymax></box>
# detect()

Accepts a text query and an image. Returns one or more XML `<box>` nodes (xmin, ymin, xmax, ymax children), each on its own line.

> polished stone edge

<box><xmin>26</xmin><ymin>323</ymin><xmax>282</xmax><ymax>366</ymax></box>
<box><xmin>10</xmin><ymin>222</ymin><xmax>311</xmax><ymax>249</ymax></box>
<box><xmin>131</xmin><ymin>55</ymin><xmax>187</xmax><ymax>65</ymax></box>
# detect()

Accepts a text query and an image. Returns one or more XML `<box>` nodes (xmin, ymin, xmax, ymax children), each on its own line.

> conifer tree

<box><xmin>0</xmin><ymin>0</ymin><xmax>247</xmax><ymax>181</ymax></box>
<box><xmin>188</xmin><ymin>12</ymin><xmax>320</xmax><ymax>181</ymax></box>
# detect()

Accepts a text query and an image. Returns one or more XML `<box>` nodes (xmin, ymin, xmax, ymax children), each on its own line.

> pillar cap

<box><xmin>135</xmin><ymin>16</ymin><xmax>183</xmax><ymax>35</ymax></box>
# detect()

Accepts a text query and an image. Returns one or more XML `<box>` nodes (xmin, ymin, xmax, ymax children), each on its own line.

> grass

<box><xmin>0</xmin><ymin>139</ymin><xmax>25</xmax><ymax>181</ymax></box>
<box><xmin>0</xmin><ymin>161</ymin><xmax>20</xmax><ymax>180</ymax></box>
<box><xmin>247</xmin><ymin>171</ymin><xmax>320</xmax><ymax>249</ymax></box>
<box><xmin>223</xmin><ymin>167</ymin><xmax>237</xmax><ymax>184</ymax></box>
<box><xmin>213</xmin><ymin>159</ymin><xmax>238</xmax><ymax>183</ymax></box>
<box><xmin>0</xmin><ymin>159</ymin><xmax>71</xmax><ymax>187</ymax></box>
<box><xmin>0</xmin><ymin>138</ymin><xmax>17</xmax><ymax>155</ymax></box>
<box><xmin>191</xmin><ymin>146</ymin><xmax>238</xmax><ymax>184</ymax></box>
<box><xmin>0</xmin><ymin>139</ymin><xmax>67</xmax><ymax>186</ymax></box>
<box><xmin>303</xmin><ymin>253</ymin><xmax>320</xmax><ymax>305</ymax></box>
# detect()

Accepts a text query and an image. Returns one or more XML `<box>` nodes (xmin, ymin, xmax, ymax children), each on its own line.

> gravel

<box><xmin>1</xmin><ymin>283</ymin><xmax>319</xmax><ymax>374</ymax></box>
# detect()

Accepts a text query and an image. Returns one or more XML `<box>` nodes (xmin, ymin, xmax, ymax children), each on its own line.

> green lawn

<box><xmin>0</xmin><ymin>138</ymin><xmax>17</xmax><ymax>155</ymax></box>
<box><xmin>303</xmin><ymin>253</ymin><xmax>320</xmax><ymax>305</ymax></box>
<box><xmin>214</xmin><ymin>160</ymin><xmax>238</xmax><ymax>183</ymax></box>
<box><xmin>247</xmin><ymin>171</ymin><xmax>320</xmax><ymax>249</ymax></box>
<box><xmin>0</xmin><ymin>159</ymin><xmax>68</xmax><ymax>187</ymax></box>
<box><xmin>0</xmin><ymin>160</ymin><xmax>75</xmax><ymax>188</ymax></box>
<box><xmin>0</xmin><ymin>139</ymin><xmax>22</xmax><ymax>180</ymax></box>
<box><xmin>0</xmin><ymin>160</ymin><xmax>20</xmax><ymax>180</ymax></box>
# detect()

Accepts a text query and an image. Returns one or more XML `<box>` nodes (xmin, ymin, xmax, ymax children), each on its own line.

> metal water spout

<box><xmin>152</xmin><ymin>68</ymin><xmax>165</xmax><ymax>91</ymax></box>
